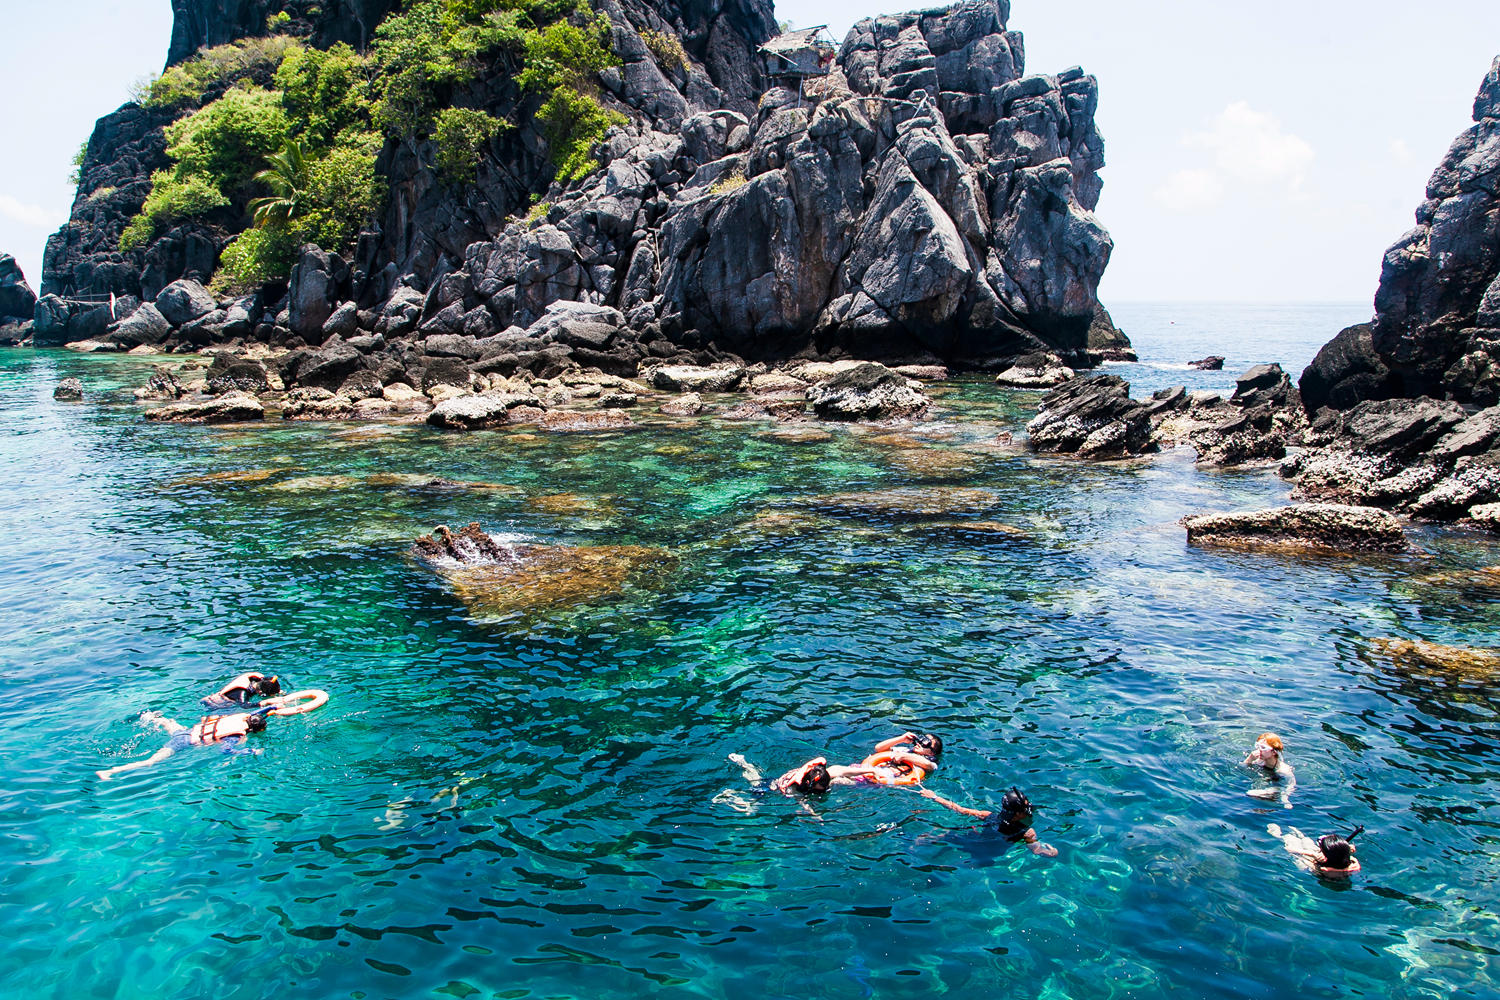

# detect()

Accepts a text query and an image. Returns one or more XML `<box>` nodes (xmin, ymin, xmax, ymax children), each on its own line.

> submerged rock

<box><xmin>1369</xmin><ymin>637</ymin><xmax>1500</xmax><ymax>673</ymax></box>
<box><xmin>413</xmin><ymin>523</ymin><xmax>671</xmax><ymax>617</ymax></box>
<box><xmin>789</xmin><ymin>487</ymin><xmax>1004</xmax><ymax>519</ymax></box>
<box><xmin>1182</xmin><ymin>503</ymin><xmax>1408</xmax><ymax>554</ymax></box>
<box><xmin>144</xmin><ymin>391</ymin><xmax>264</xmax><ymax>423</ymax></box>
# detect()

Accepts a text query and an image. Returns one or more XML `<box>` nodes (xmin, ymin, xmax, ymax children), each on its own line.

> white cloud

<box><xmin>1182</xmin><ymin>101</ymin><xmax>1316</xmax><ymax>187</ymax></box>
<box><xmin>1152</xmin><ymin>167</ymin><xmax>1226</xmax><ymax>212</ymax></box>
<box><xmin>1151</xmin><ymin>102</ymin><xmax>1316</xmax><ymax>215</ymax></box>
<box><xmin>1389</xmin><ymin>138</ymin><xmax>1414</xmax><ymax>165</ymax></box>
<box><xmin>0</xmin><ymin>194</ymin><xmax>61</xmax><ymax>229</ymax></box>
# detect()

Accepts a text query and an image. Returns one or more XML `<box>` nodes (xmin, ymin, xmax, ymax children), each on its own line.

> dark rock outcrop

<box><xmin>1026</xmin><ymin>374</ymin><xmax>1150</xmax><ymax>457</ymax></box>
<box><xmin>1287</xmin><ymin>61</ymin><xmax>1500</xmax><ymax>525</ymax></box>
<box><xmin>166</xmin><ymin>1</ymin><xmax>402</xmax><ymax>67</ymax></box>
<box><xmin>53</xmin><ymin>378</ymin><xmax>84</xmax><ymax>401</ymax></box>
<box><xmin>1187</xmin><ymin>364</ymin><xmax>1305</xmax><ymax>466</ymax></box>
<box><xmin>0</xmin><ymin>254</ymin><xmax>36</xmax><ymax>322</ymax></box>
<box><xmin>1303</xmin><ymin>56</ymin><xmax>1500</xmax><ymax>411</ymax></box>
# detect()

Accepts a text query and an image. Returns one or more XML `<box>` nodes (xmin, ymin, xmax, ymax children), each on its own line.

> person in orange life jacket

<box><xmin>96</xmin><ymin>707</ymin><xmax>274</xmax><ymax>780</ymax></box>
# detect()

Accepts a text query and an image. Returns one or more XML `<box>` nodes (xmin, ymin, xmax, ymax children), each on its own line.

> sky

<box><xmin>1</xmin><ymin>0</ymin><xmax>1498</xmax><ymax>306</ymax></box>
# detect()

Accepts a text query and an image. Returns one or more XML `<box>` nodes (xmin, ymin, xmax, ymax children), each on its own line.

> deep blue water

<box><xmin>3</xmin><ymin>308</ymin><xmax>1499</xmax><ymax>1000</ymax></box>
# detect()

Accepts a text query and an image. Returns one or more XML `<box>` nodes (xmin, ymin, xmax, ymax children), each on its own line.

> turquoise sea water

<box><xmin>4</xmin><ymin>306</ymin><xmax>1500</xmax><ymax>1000</ymax></box>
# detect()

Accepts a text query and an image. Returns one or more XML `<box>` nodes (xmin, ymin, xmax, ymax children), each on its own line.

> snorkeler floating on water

<box><xmin>919</xmin><ymin>786</ymin><xmax>1059</xmax><ymax>856</ymax></box>
<box><xmin>96</xmin><ymin>683</ymin><xmax>327</xmax><ymax>780</ymax></box>
<box><xmin>203</xmin><ymin>671</ymin><xmax>282</xmax><ymax>708</ymax></box>
<box><xmin>1244</xmin><ymin>732</ymin><xmax>1297</xmax><ymax>807</ymax></box>
<box><xmin>715</xmin><ymin>730</ymin><xmax>946</xmax><ymax>813</ymax></box>
<box><xmin>860</xmin><ymin>731</ymin><xmax>943</xmax><ymax>786</ymax></box>
<box><xmin>1268</xmin><ymin>823</ymin><xmax>1363</xmax><ymax>878</ymax></box>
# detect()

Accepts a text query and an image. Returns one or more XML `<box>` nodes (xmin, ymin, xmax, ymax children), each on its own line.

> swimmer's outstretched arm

<box><xmin>917</xmin><ymin>788</ymin><xmax>991</xmax><ymax>819</ymax></box>
<box><xmin>872</xmin><ymin>732</ymin><xmax>918</xmax><ymax>754</ymax></box>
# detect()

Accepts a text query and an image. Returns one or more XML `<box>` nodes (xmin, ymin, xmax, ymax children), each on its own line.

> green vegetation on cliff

<box><xmin>121</xmin><ymin>0</ymin><xmax>624</xmax><ymax>286</ymax></box>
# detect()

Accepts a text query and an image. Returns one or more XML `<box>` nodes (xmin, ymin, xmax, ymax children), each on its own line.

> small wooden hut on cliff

<box><xmin>758</xmin><ymin>27</ymin><xmax>836</xmax><ymax>81</ymax></box>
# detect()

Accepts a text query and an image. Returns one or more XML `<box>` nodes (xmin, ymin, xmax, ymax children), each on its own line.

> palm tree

<box><xmin>248</xmin><ymin>140</ymin><xmax>310</xmax><ymax>229</ymax></box>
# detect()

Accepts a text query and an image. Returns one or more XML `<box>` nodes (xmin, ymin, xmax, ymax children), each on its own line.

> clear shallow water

<box><xmin>2</xmin><ymin>336</ymin><xmax>1499</xmax><ymax>1000</ymax></box>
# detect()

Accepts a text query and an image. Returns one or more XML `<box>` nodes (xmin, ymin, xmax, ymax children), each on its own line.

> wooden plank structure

<box><xmin>758</xmin><ymin>26</ymin><xmax>836</xmax><ymax>80</ymax></box>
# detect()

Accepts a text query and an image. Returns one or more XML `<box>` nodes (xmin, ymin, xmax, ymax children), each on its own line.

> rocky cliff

<box><xmin>1303</xmin><ymin>56</ymin><xmax>1500</xmax><ymax>411</ymax></box>
<box><xmin>37</xmin><ymin>0</ymin><xmax>1121</xmax><ymax>368</ymax></box>
<box><xmin>167</xmin><ymin>1</ymin><xmax>401</xmax><ymax>66</ymax></box>
<box><xmin>1291</xmin><ymin>56</ymin><xmax>1500</xmax><ymax>526</ymax></box>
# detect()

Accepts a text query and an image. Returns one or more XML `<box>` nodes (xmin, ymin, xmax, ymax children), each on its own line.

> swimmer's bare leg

<box><xmin>97</xmin><ymin>745</ymin><xmax>176</xmax><ymax>781</ymax></box>
<box><xmin>727</xmin><ymin>753</ymin><xmax>762</xmax><ymax>784</ymax></box>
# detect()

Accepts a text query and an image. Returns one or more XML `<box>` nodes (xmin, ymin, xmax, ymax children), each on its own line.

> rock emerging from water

<box><xmin>805</xmin><ymin>363</ymin><xmax>930</xmax><ymax>421</ymax></box>
<box><xmin>1189</xmin><ymin>356</ymin><xmax>1225</xmax><ymax>371</ymax></box>
<box><xmin>1182</xmin><ymin>503</ymin><xmax>1408</xmax><ymax>554</ymax></box>
<box><xmin>53</xmin><ymin>378</ymin><xmax>83</xmax><ymax>401</ymax></box>
<box><xmin>1026</xmin><ymin>375</ymin><xmax>1150</xmax><ymax>457</ymax></box>
<box><xmin>144</xmin><ymin>391</ymin><xmax>264</xmax><ymax>423</ymax></box>
<box><xmin>1282</xmin><ymin>397</ymin><xmax>1500</xmax><ymax>521</ymax></box>
<box><xmin>994</xmin><ymin>353</ymin><xmax>1075</xmax><ymax>388</ymax></box>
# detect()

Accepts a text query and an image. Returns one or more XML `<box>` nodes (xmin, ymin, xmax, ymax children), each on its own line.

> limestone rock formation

<box><xmin>40</xmin><ymin>0</ymin><xmax>1121</xmax><ymax>372</ymax></box>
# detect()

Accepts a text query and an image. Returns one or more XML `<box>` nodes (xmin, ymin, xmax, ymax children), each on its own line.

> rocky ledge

<box><xmin>1182</xmin><ymin>503</ymin><xmax>1409</xmax><ymax>554</ymax></box>
<box><xmin>101</xmin><ymin>328</ymin><xmax>940</xmax><ymax>427</ymax></box>
<box><xmin>1024</xmin><ymin>363</ymin><xmax>1305</xmax><ymax>463</ymax></box>
<box><xmin>1281</xmin><ymin>397</ymin><xmax>1500</xmax><ymax>523</ymax></box>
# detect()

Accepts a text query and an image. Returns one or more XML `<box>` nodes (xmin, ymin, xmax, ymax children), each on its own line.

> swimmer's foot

<box><xmin>1246</xmin><ymin>788</ymin><xmax>1278</xmax><ymax>800</ymax></box>
<box><xmin>139</xmin><ymin>710</ymin><xmax>163</xmax><ymax>723</ymax></box>
<box><xmin>712</xmin><ymin>789</ymin><xmax>756</xmax><ymax>815</ymax></box>
<box><xmin>1267</xmin><ymin>823</ymin><xmax>1283</xmax><ymax>838</ymax></box>
<box><xmin>727</xmin><ymin>753</ymin><xmax>748</xmax><ymax>766</ymax></box>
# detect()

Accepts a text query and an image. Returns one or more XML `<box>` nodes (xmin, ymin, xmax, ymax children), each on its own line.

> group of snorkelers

<box><xmin>1242</xmin><ymin>731</ymin><xmax>1364</xmax><ymax>878</ymax></box>
<box><xmin>97</xmin><ymin>672</ymin><xmax>326</xmax><ymax>780</ymax></box>
<box><xmin>727</xmin><ymin>730</ymin><xmax>1057</xmax><ymax>856</ymax></box>
<box><xmin>733</xmin><ymin>727</ymin><xmax>1365</xmax><ymax>877</ymax></box>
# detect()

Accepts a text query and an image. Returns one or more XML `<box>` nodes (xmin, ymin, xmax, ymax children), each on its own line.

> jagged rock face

<box><xmin>43</xmin><ymin>0</ymin><xmax>1115</xmax><ymax>368</ymax></box>
<box><xmin>167</xmin><ymin>1</ymin><xmax>400</xmax><ymax>67</ymax></box>
<box><xmin>1304</xmin><ymin>55</ymin><xmax>1500</xmax><ymax>410</ymax></box>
